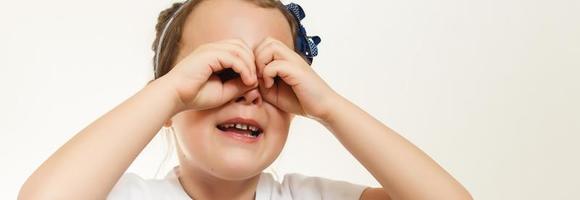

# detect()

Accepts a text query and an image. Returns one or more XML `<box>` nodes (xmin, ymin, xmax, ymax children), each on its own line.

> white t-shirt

<box><xmin>107</xmin><ymin>166</ymin><xmax>368</xmax><ymax>200</ymax></box>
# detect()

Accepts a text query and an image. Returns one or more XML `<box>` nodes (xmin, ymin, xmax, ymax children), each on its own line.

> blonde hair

<box><xmin>152</xmin><ymin>0</ymin><xmax>295</xmax><ymax>180</ymax></box>
<box><xmin>151</xmin><ymin>0</ymin><xmax>300</xmax><ymax>81</ymax></box>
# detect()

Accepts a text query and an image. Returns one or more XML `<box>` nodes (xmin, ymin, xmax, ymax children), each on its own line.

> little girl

<box><xmin>19</xmin><ymin>0</ymin><xmax>472</xmax><ymax>199</ymax></box>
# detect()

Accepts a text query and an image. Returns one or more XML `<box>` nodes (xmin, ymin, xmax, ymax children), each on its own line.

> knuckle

<box><xmin>266</xmin><ymin>36</ymin><xmax>276</xmax><ymax>42</ymax></box>
<box><xmin>267</xmin><ymin>37</ymin><xmax>282</xmax><ymax>45</ymax></box>
<box><xmin>231</xmin><ymin>38</ymin><xmax>244</xmax><ymax>43</ymax></box>
<box><xmin>229</xmin><ymin>39</ymin><xmax>247</xmax><ymax>48</ymax></box>
<box><xmin>223</xmin><ymin>38</ymin><xmax>239</xmax><ymax>44</ymax></box>
<box><xmin>223</xmin><ymin>47</ymin><xmax>239</xmax><ymax>57</ymax></box>
<box><xmin>266</xmin><ymin>38</ymin><xmax>276</xmax><ymax>46</ymax></box>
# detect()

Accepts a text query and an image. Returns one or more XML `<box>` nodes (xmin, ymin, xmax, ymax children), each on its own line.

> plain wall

<box><xmin>1</xmin><ymin>0</ymin><xmax>579</xmax><ymax>199</ymax></box>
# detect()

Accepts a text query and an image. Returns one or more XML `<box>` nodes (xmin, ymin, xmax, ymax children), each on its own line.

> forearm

<box><xmin>19</xmin><ymin>77</ymin><xmax>183</xmax><ymax>200</ymax></box>
<box><xmin>319</xmin><ymin>95</ymin><xmax>472</xmax><ymax>200</ymax></box>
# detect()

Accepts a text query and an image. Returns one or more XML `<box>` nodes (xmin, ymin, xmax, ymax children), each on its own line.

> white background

<box><xmin>1</xmin><ymin>0</ymin><xmax>579</xmax><ymax>199</ymax></box>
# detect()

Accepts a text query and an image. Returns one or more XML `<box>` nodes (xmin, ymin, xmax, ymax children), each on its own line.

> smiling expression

<box><xmin>168</xmin><ymin>0</ymin><xmax>295</xmax><ymax>180</ymax></box>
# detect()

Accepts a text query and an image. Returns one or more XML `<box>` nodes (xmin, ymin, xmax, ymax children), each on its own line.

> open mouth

<box><xmin>216</xmin><ymin>118</ymin><xmax>264</xmax><ymax>139</ymax></box>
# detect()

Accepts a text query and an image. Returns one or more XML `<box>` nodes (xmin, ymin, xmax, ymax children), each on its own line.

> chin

<box><xmin>172</xmin><ymin>107</ymin><xmax>291</xmax><ymax>181</ymax></box>
<box><xmin>207</xmin><ymin>150</ymin><xmax>272</xmax><ymax>180</ymax></box>
<box><xmin>203</xmin><ymin>120</ymin><xmax>285</xmax><ymax>180</ymax></box>
<box><xmin>211</xmin><ymin>164</ymin><xmax>265</xmax><ymax>181</ymax></box>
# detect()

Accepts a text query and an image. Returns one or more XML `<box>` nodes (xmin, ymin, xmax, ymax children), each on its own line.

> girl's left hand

<box><xmin>254</xmin><ymin>37</ymin><xmax>338</xmax><ymax>121</ymax></box>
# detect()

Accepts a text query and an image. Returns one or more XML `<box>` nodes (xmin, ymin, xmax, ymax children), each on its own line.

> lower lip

<box><xmin>216</xmin><ymin>128</ymin><xmax>262</xmax><ymax>143</ymax></box>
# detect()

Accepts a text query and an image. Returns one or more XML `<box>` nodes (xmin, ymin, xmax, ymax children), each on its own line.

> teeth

<box><xmin>249</xmin><ymin>126</ymin><xmax>258</xmax><ymax>131</ymax></box>
<box><xmin>219</xmin><ymin>123</ymin><xmax>261</xmax><ymax>133</ymax></box>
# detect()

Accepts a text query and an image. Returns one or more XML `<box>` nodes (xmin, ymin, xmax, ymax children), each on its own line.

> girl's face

<box><xmin>168</xmin><ymin>0</ymin><xmax>295</xmax><ymax>180</ymax></box>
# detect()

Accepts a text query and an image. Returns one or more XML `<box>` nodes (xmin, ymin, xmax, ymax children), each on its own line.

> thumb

<box><xmin>258</xmin><ymin>78</ymin><xmax>277</xmax><ymax>104</ymax></box>
<box><xmin>221</xmin><ymin>78</ymin><xmax>256</xmax><ymax>102</ymax></box>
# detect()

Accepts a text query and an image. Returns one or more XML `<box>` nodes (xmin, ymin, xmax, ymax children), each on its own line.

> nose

<box><xmin>232</xmin><ymin>88</ymin><xmax>262</xmax><ymax>105</ymax></box>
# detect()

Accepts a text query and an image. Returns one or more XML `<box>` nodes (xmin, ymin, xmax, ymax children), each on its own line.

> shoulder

<box><xmin>257</xmin><ymin>172</ymin><xmax>369</xmax><ymax>200</ymax></box>
<box><xmin>107</xmin><ymin>172</ymin><xmax>190</xmax><ymax>200</ymax></box>
<box><xmin>106</xmin><ymin>172</ymin><xmax>148</xmax><ymax>200</ymax></box>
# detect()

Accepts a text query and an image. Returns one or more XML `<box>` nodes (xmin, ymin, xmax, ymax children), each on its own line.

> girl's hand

<box><xmin>162</xmin><ymin>39</ymin><xmax>258</xmax><ymax>111</ymax></box>
<box><xmin>254</xmin><ymin>37</ymin><xmax>339</xmax><ymax>121</ymax></box>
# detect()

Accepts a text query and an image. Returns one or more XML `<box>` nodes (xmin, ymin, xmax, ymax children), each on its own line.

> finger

<box><xmin>213</xmin><ymin>42</ymin><xmax>254</xmax><ymax>78</ymax></box>
<box><xmin>258</xmin><ymin>78</ymin><xmax>278</xmax><ymax>104</ymax></box>
<box><xmin>224</xmin><ymin>38</ymin><xmax>254</xmax><ymax>55</ymax></box>
<box><xmin>254</xmin><ymin>37</ymin><xmax>299</xmax><ymax>77</ymax></box>
<box><xmin>262</xmin><ymin>60</ymin><xmax>302</xmax><ymax>88</ymax></box>
<box><xmin>254</xmin><ymin>37</ymin><xmax>278</xmax><ymax>77</ymax></box>
<box><xmin>210</xmin><ymin>50</ymin><xmax>256</xmax><ymax>86</ymax></box>
<box><xmin>221</xmin><ymin>76</ymin><xmax>255</xmax><ymax>103</ymax></box>
<box><xmin>258</xmin><ymin>77</ymin><xmax>304</xmax><ymax>115</ymax></box>
<box><xmin>193</xmin><ymin>75</ymin><xmax>221</xmax><ymax>110</ymax></box>
<box><xmin>219</xmin><ymin>39</ymin><xmax>256</xmax><ymax>78</ymax></box>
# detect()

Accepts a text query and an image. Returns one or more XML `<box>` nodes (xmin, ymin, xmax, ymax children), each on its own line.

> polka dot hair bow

<box><xmin>285</xmin><ymin>3</ymin><xmax>321</xmax><ymax>65</ymax></box>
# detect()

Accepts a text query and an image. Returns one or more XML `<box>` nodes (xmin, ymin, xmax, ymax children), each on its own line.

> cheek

<box><xmin>264</xmin><ymin>104</ymin><xmax>294</xmax><ymax>148</ymax></box>
<box><xmin>172</xmin><ymin>110</ymin><xmax>216</xmax><ymax>160</ymax></box>
<box><xmin>268</xmin><ymin>103</ymin><xmax>294</xmax><ymax>128</ymax></box>
<box><xmin>170</xmin><ymin>103</ymin><xmax>293</xmax><ymax>177</ymax></box>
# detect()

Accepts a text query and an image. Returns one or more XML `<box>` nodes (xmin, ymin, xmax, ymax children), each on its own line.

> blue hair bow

<box><xmin>285</xmin><ymin>3</ymin><xmax>321</xmax><ymax>64</ymax></box>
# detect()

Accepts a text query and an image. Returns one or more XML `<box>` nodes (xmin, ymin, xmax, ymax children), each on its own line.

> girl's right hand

<box><xmin>161</xmin><ymin>39</ymin><xmax>258</xmax><ymax>112</ymax></box>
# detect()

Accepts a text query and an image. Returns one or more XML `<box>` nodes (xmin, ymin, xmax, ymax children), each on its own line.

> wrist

<box><xmin>314</xmin><ymin>91</ymin><xmax>349</xmax><ymax>125</ymax></box>
<box><xmin>145</xmin><ymin>76</ymin><xmax>186</xmax><ymax>115</ymax></box>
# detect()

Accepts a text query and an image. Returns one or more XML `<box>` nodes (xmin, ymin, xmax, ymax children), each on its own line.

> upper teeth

<box><xmin>220</xmin><ymin>123</ymin><xmax>260</xmax><ymax>132</ymax></box>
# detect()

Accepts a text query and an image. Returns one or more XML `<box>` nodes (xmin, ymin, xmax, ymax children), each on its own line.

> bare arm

<box><xmin>320</xmin><ymin>95</ymin><xmax>473</xmax><ymax>200</ymax></box>
<box><xmin>251</xmin><ymin>37</ymin><xmax>471</xmax><ymax>199</ymax></box>
<box><xmin>19</xmin><ymin>38</ymin><xmax>258</xmax><ymax>200</ymax></box>
<box><xmin>18</xmin><ymin>77</ymin><xmax>182</xmax><ymax>200</ymax></box>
